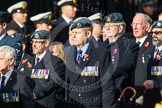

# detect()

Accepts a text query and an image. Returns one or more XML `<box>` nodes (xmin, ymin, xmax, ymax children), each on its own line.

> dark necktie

<box><xmin>1</xmin><ymin>76</ymin><xmax>6</xmax><ymax>89</ymax></box>
<box><xmin>77</xmin><ymin>49</ymin><xmax>83</xmax><ymax>64</ymax></box>
<box><xmin>35</xmin><ymin>57</ymin><xmax>40</xmax><ymax>65</ymax></box>
<box><xmin>137</xmin><ymin>41</ymin><xmax>141</xmax><ymax>47</ymax></box>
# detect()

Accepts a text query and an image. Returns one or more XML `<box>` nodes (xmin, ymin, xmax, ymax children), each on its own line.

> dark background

<box><xmin>0</xmin><ymin>0</ymin><xmax>162</xmax><ymax>32</ymax></box>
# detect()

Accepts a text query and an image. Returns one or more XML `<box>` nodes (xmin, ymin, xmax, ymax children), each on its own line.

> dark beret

<box><xmin>30</xmin><ymin>30</ymin><xmax>50</xmax><ymax>40</ymax></box>
<box><xmin>104</xmin><ymin>12</ymin><xmax>124</xmax><ymax>23</ymax></box>
<box><xmin>0</xmin><ymin>11</ymin><xmax>10</xmax><ymax>23</ymax></box>
<box><xmin>70</xmin><ymin>17</ymin><xmax>92</xmax><ymax>30</ymax></box>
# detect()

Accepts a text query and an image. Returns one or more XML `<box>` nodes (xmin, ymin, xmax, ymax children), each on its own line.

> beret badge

<box><xmin>157</xmin><ymin>22</ymin><xmax>162</xmax><ymax>27</ymax></box>
<box><xmin>107</xmin><ymin>17</ymin><xmax>111</xmax><ymax>22</ymax></box>
<box><xmin>22</xmin><ymin>3</ymin><xmax>27</xmax><ymax>9</ymax></box>
<box><xmin>34</xmin><ymin>33</ymin><xmax>39</xmax><ymax>38</ymax></box>
<box><xmin>77</xmin><ymin>23</ymin><xmax>81</xmax><ymax>28</ymax></box>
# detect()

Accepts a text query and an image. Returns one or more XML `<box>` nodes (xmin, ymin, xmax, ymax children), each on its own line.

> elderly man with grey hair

<box><xmin>0</xmin><ymin>45</ymin><xmax>35</xmax><ymax>108</ymax></box>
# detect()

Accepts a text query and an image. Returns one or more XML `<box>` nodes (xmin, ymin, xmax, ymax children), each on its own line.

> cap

<box><xmin>70</xmin><ymin>17</ymin><xmax>92</xmax><ymax>30</ymax></box>
<box><xmin>30</xmin><ymin>12</ymin><xmax>54</xmax><ymax>25</ymax></box>
<box><xmin>57</xmin><ymin>0</ymin><xmax>77</xmax><ymax>7</ymax></box>
<box><xmin>104</xmin><ymin>12</ymin><xmax>124</xmax><ymax>23</ymax></box>
<box><xmin>30</xmin><ymin>30</ymin><xmax>50</xmax><ymax>40</ymax></box>
<box><xmin>141</xmin><ymin>0</ymin><xmax>155</xmax><ymax>6</ymax></box>
<box><xmin>0</xmin><ymin>11</ymin><xmax>10</xmax><ymax>23</ymax></box>
<box><xmin>88</xmin><ymin>13</ymin><xmax>102</xmax><ymax>21</ymax></box>
<box><xmin>7</xmin><ymin>1</ymin><xmax>28</xmax><ymax>14</ymax></box>
<box><xmin>151</xmin><ymin>21</ymin><xmax>162</xmax><ymax>29</ymax></box>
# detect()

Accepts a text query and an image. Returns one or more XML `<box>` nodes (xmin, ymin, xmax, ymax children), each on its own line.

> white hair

<box><xmin>0</xmin><ymin>45</ymin><xmax>16</xmax><ymax>61</ymax></box>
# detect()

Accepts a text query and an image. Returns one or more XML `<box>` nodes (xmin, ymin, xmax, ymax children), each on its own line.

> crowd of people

<box><xmin>0</xmin><ymin>0</ymin><xmax>162</xmax><ymax>108</ymax></box>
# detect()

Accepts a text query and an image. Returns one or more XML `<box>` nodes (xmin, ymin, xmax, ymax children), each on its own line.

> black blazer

<box><xmin>0</xmin><ymin>69</ymin><xmax>35</xmax><ymax>108</ymax></box>
<box><xmin>134</xmin><ymin>35</ymin><xmax>155</xmax><ymax>86</ymax></box>
<box><xmin>65</xmin><ymin>42</ymin><xmax>116</xmax><ymax>108</ymax></box>
<box><xmin>18</xmin><ymin>50</ymin><xmax>65</xmax><ymax>108</ymax></box>
<box><xmin>50</xmin><ymin>16</ymin><xmax>70</xmax><ymax>45</ymax></box>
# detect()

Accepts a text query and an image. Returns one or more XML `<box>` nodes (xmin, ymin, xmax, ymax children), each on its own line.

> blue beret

<box><xmin>30</xmin><ymin>30</ymin><xmax>50</xmax><ymax>40</ymax></box>
<box><xmin>151</xmin><ymin>21</ymin><xmax>162</xmax><ymax>29</ymax></box>
<box><xmin>70</xmin><ymin>17</ymin><xmax>92</xmax><ymax>30</ymax></box>
<box><xmin>104</xmin><ymin>12</ymin><xmax>124</xmax><ymax>23</ymax></box>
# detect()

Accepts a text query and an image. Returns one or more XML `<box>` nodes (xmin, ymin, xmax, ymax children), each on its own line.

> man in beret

<box><xmin>103</xmin><ymin>12</ymin><xmax>139</xmax><ymax>107</ymax></box>
<box><xmin>50</xmin><ymin>0</ymin><xmax>77</xmax><ymax>45</ymax></box>
<box><xmin>143</xmin><ymin>21</ymin><xmax>162</xmax><ymax>107</ymax></box>
<box><xmin>19</xmin><ymin>30</ymin><xmax>65</xmax><ymax>108</ymax></box>
<box><xmin>65</xmin><ymin>17</ymin><xmax>116</xmax><ymax>108</ymax></box>
<box><xmin>0</xmin><ymin>11</ymin><xmax>23</xmax><ymax>68</ymax></box>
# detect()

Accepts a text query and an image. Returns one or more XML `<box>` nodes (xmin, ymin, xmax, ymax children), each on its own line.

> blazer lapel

<box><xmin>3</xmin><ymin>71</ymin><xmax>17</xmax><ymax>91</ymax></box>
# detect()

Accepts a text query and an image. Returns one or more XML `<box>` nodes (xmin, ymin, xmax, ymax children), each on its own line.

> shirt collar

<box><xmin>1</xmin><ymin>68</ymin><xmax>13</xmax><ymax>86</ymax></box>
<box><xmin>36</xmin><ymin>50</ymin><xmax>47</xmax><ymax>62</ymax></box>
<box><xmin>16</xmin><ymin>22</ymin><xmax>24</xmax><ymax>28</ymax></box>
<box><xmin>136</xmin><ymin>35</ymin><xmax>147</xmax><ymax>47</ymax></box>
<box><xmin>77</xmin><ymin>42</ymin><xmax>90</xmax><ymax>57</ymax></box>
<box><xmin>62</xmin><ymin>14</ymin><xmax>72</xmax><ymax>24</ymax></box>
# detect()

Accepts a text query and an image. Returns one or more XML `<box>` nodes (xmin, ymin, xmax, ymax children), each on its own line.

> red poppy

<box><xmin>144</xmin><ymin>42</ymin><xmax>149</xmax><ymax>47</ymax></box>
<box><xmin>156</xmin><ymin>55</ymin><xmax>161</xmax><ymax>60</ymax></box>
<box><xmin>113</xmin><ymin>48</ymin><xmax>118</xmax><ymax>54</ymax></box>
<box><xmin>22</xmin><ymin>59</ymin><xmax>27</xmax><ymax>64</ymax></box>
<box><xmin>83</xmin><ymin>54</ymin><xmax>89</xmax><ymax>61</ymax></box>
<box><xmin>27</xmin><ymin>62</ymin><xmax>32</xmax><ymax>68</ymax></box>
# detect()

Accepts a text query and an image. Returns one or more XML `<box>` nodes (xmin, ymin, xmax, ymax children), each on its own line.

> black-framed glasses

<box><xmin>150</xmin><ymin>31</ymin><xmax>162</xmax><ymax>35</ymax></box>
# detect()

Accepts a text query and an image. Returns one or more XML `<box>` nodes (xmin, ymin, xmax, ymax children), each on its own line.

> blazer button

<box><xmin>78</xmin><ymin>93</ymin><xmax>81</xmax><ymax>97</ymax></box>
<box><xmin>83</xmin><ymin>80</ymin><xmax>86</xmax><ymax>83</ymax></box>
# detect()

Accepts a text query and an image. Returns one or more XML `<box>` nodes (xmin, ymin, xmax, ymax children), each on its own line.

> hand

<box><xmin>143</xmin><ymin>80</ymin><xmax>154</xmax><ymax>89</ymax></box>
<box><xmin>33</xmin><ymin>92</ymin><xmax>36</xmax><ymax>99</ymax></box>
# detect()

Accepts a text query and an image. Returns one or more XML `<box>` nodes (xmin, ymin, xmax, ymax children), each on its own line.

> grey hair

<box><xmin>135</xmin><ymin>13</ymin><xmax>152</xmax><ymax>25</ymax></box>
<box><xmin>0</xmin><ymin>45</ymin><xmax>16</xmax><ymax>61</ymax></box>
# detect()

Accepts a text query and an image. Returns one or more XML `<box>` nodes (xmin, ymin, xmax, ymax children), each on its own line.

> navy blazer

<box><xmin>0</xmin><ymin>69</ymin><xmax>35</xmax><ymax>108</ymax></box>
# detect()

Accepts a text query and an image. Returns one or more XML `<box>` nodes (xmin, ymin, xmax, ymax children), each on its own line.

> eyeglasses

<box><xmin>150</xmin><ymin>31</ymin><xmax>162</xmax><ymax>35</ymax></box>
<box><xmin>131</xmin><ymin>23</ymin><xmax>143</xmax><ymax>27</ymax></box>
<box><xmin>104</xmin><ymin>23</ymin><xmax>120</xmax><ymax>28</ymax></box>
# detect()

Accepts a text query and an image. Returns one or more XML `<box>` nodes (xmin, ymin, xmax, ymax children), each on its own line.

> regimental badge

<box><xmin>48</xmin><ymin>14</ymin><xmax>52</xmax><ymax>20</ymax></box>
<box><xmin>77</xmin><ymin>23</ymin><xmax>81</xmax><ymax>28</ymax></box>
<box><xmin>72</xmin><ymin>0</ymin><xmax>77</xmax><ymax>4</ymax></box>
<box><xmin>141</xmin><ymin>54</ymin><xmax>145</xmax><ymax>63</ymax></box>
<box><xmin>80</xmin><ymin>66</ymin><xmax>99</xmax><ymax>76</ymax></box>
<box><xmin>31</xmin><ymin>69</ymin><xmax>49</xmax><ymax>79</ymax></box>
<box><xmin>0</xmin><ymin>92</ymin><xmax>19</xmax><ymax>103</ymax></box>
<box><xmin>34</xmin><ymin>33</ymin><xmax>39</xmax><ymax>39</ymax></box>
<box><xmin>22</xmin><ymin>3</ymin><xmax>27</xmax><ymax>9</ymax></box>
<box><xmin>151</xmin><ymin>66</ymin><xmax>162</xmax><ymax>76</ymax></box>
<box><xmin>107</xmin><ymin>17</ymin><xmax>111</xmax><ymax>22</ymax></box>
<box><xmin>157</xmin><ymin>22</ymin><xmax>162</xmax><ymax>27</ymax></box>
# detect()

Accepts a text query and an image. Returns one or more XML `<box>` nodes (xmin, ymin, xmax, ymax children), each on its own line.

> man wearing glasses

<box><xmin>143</xmin><ymin>21</ymin><xmax>162</xmax><ymax>107</ymax></box>
<box><xmin>103</xmin><ymin>12</ymin><xmax>139</xmax><ymax>108</ymax></box>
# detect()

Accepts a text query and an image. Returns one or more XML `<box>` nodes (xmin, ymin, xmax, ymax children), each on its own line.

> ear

<box><xmin>118</xmin><ymin>25</ymin><xmax>124</xmax><ymax>33</ymax></box>
<box><xmin>9</xmin><ymin>58</ymin><xmax>15</xmax><ymax>66</ymax></box>
<box><xmin>86</xmin><ymin>31</ymin><xmax>92</xmax><ymax>38</ymax></box>
<box><xmin>45</xmin><ymin>40</ymin><xmax>50</xmax><ymax>47</ymax></box>
<box><xmin>145</xmin><ymin>23</ymin><xmax>151</xmax><ymax>32</ymax></box>
<box><xmin>2</xmin><ymin>23</ymin><xmax>7</xmax><ymax>29</ymax></box>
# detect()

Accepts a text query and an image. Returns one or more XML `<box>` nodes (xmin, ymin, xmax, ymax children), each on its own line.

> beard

<box><xmin>152</xmin><ymin>39</ymin><xmax>162</xmax><ymax>47</ymax></box>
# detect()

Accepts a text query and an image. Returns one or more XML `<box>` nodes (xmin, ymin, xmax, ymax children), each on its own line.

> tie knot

<box><xmin>36</xmin><ymin>57</ymin><xmax>40</xmax><ymax>62</ymax></box>
<box><xmin>78</xmin><ymin>50</ymin><xmax>83</xmax><ymax>54</ymax></box>
<box><xmin>137</xmin><ymin>41</ymin><xmax>141</xmax><ymax>45</ymax></box>
<box><xmin>2</xmin><ymin>76</ymin><xmax>6</xmax><ymax>80</ymax></box>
